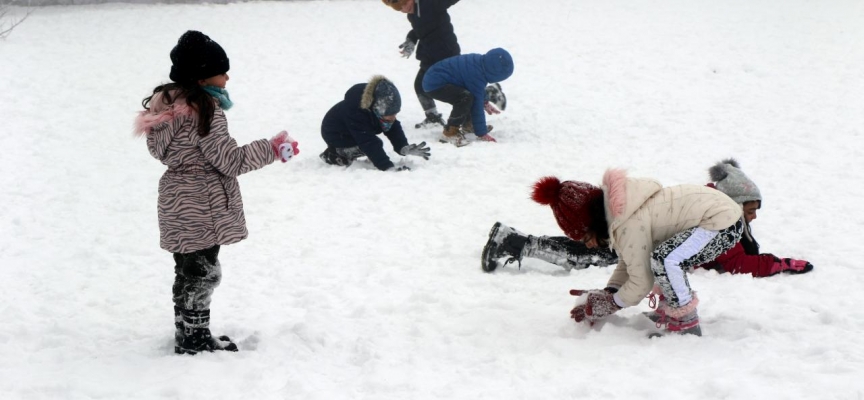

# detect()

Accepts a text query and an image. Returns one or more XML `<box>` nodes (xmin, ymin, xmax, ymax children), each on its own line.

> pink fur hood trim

<box><xmin>132</xmin><ymin>92</ymin><xmax>194</xmax><ymax>137</ymax></box>
<box><xmin>602</xmin><ymin>168</ymin><xmax>628</xmax><ymax>218</ymax></box>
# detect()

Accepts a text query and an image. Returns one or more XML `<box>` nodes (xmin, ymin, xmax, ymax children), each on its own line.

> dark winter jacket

<box><xmin>321</xmin><ymin>81</ymin><xmax>410</xmax><ymax>171</ymax></box>
<box><xmin>696</xmin><ymin>182</ymin><xmax>788</xmax><ymax>277</ymax></box>
<box><xmin>422</xmin><ymin>48</ymin><xmax>514</xmax><ymax>137</ymax></box>
<box><xmin>407</xmin><ymin>0</ymin><xmax>461</xmax><ymax>68</ymax></box>
<box><xmin>134</xmin><ymin>91</ymin><xmax>275</xmax><ymax>253</ymax></box>
<box><xmin>696</xmin><ymin>223</ymin><xmax>783</xmax><ymax>277</ymax></box>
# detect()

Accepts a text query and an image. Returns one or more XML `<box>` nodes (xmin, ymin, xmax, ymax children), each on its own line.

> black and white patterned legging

<box><xmin>651</xmin><ymin>220</ymin><xmax>743</xmax><ymax>308</ymax></box>
<box><xmin>172</xmin><ymin>245</ymin><xmax>222</xmax><ymax>311</ymax></box>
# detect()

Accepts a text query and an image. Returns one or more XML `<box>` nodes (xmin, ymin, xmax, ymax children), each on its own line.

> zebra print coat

<box><xmin>134</xmin><ymin>92</ymin><xmax>275</xmax><ymax>253</ymax></box>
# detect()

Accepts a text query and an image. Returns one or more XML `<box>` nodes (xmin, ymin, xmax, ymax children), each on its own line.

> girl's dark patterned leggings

<box><xmin>172</xmin><ymin>245</ymin><xmax>222</xmax><ymax>311</ymax></box>
<box><xmin>651</xmin><ymin>220</ymin><xmax>743</xmax><ymax>308</ymax></box>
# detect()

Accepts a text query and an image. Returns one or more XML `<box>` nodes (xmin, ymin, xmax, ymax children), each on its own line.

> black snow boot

<box><xmin>320</xmin><ymin>146</ymin><xmax>365</xmax><ymax>167</ymax></box>
<box><xmin>176</xmin><ymin>309</ymin><xmax>238</xmax><ymax>355</ymax></box>
<box><xmin>174</xmin><ymin>306</ymin><xmax>184</xmax><ymax>353</ymax></box>
<box><xmin>481</xmin><ymin>222</ymin><xmax>529</xmax><ymax>272</ymax></box>
<box><xmin>414</xmin><ymin>112</ymin><xmax>445</xmax><ymax>129</ymax></box>
<box><xmin>482</xmin><ymin>223</ymin><xmax>619</xmax><ymax>273</ymax></box>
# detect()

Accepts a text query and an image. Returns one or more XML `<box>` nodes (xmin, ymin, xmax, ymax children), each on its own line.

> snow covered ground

<box><xmin>1</xmin><ymin>0</ymin><xmax>863</xmax><ymax>398</ymax></box>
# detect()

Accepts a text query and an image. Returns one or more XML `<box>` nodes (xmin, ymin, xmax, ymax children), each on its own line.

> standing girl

<box><xmin>532</xmin><ymin>169</ymin><xmax>743</xmax><ymax>336</ymax></box>
<box><xmin>134</xmin><ymin>31</ymin><xmax>298</xmax><ymax>354</ymax></box>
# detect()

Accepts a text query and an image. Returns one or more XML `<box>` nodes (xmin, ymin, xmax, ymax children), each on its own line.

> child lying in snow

<box><xmin>481</xmin><ymin>159</ymin><xmax>814</xmax><ymax>278</ymax></box>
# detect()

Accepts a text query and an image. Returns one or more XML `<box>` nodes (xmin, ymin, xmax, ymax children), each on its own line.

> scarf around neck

<box><xmin>202</xmin><ymin>86</ymin><xmax>233</xmax><ymax>110</ymax></box>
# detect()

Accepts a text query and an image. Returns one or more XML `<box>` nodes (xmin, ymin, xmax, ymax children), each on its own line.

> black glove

<box><xmin>399</xmin><ymin>39</ymin><xmax>416</xmax><ymax>58</ymax></box>
<box><xmin>399</xmin><ymin>142</ymin><xmax>431</xmax><ymax>160</ymax></box>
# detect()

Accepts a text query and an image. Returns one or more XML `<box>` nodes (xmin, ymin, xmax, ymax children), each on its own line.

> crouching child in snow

<box><xmin>134</xmin><ymin>31</ymin><xmax>299</xmax><ymax>355</ymax></box>
<box><xmin>531</xmin><ymin>170</ymin><xmax>743</xmax><ymax>336</ymax></box>
<box><xmin>697</xmin><ymin>159</ymin><xmax>814</xmax><ymax>276</ymax></box>
<box><xmin>319</xmin><ymin>75</ymin><xmax>430</xmax><ymax>171</ymax></box>
<box><xmin>482</xmin><ymin>159</ymin><xmax>814</xmax><ymax>278</ymax></box>
<box><xmin>422</xmin><ymin>48</ymin><xmax>514</xmax><ymax>147</ymax></box>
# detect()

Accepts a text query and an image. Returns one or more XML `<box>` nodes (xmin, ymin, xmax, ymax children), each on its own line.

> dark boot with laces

<box><xmin>320</xmin><ymin>147</ymin><xmax>352</xmax><ymax>166</ymax></box>
<box><xmin>481</xmin><ymin>222</ymin><xmax>530</xmax><ymax>272</ymax></box>
<box><xmin>483</xmin><ymin>223</ymin><xmax>616</xmax><ymax>272</ymax></box>
<box><xmin>176</xmin><ymin>309</ymin><xmax>238</xmax><ymax>355</ymax></box>
<box><xmin>439</xmin><ymin>125</ymin><xmax>469</xmax><ymax>147</ymax></box>
<box><xmin>319</xmin><ymin>146</ymin><xmax>365</xmax><ymax>167</ymax></box>
<box><xmin>414</xmin><ymin>112</ymin><xmax>445</xmax><ymax>129</ymax></box>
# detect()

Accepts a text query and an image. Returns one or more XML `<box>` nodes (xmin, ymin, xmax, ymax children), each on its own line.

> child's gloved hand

<box><xmin>399</xmin><ymin>142</ymin><xmax>431</xmax><ymax>160</ymax></box>
<box><xmin>477</xmin><ymin>134</ymin><xmax>497</xmax><ymax>143</ymax></box>
<box><xmin>270</xmin><ymin>131</ymin><xmax>299</xmax><ymax>163</ymax></box>
<box><xmin>769</xmin><ymin>258</ymin><xmax>814</xmax><ymax>275</ymax></box>
<box><xmin>484</xmin><ymin>101</ymin><xmax>501</xmax><ymax>115</ymax></box>
<box><xmin>569</xmin><ymin>289</ymin><xmax>621</xmax><ymax>325</ymax></box>
<box><xmin>399</xmin><ymin>39</ymin><xmax>416</xmax><ymax>58</ymax></box>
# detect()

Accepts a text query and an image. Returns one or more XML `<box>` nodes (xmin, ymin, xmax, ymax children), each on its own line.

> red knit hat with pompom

<box><xmin>532</xmin><ymin>176</ymin><xmax>604</xmax><ymax>240</ymax></box>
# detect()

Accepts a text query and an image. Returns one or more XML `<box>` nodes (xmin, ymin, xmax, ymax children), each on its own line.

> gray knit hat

<box><xmin>709</xmin><ymin>158</ymin><xmax>762</xmax><ymax>205</ymax></box>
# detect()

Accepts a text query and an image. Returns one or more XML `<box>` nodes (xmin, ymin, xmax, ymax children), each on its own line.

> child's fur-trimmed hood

<box><xmin>133</xmin><ymin>91</ymin><xmax>194</xmax><ymax>136</ymax></box>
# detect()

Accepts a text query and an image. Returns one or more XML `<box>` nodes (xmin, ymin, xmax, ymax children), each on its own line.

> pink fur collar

<box><xmin>132</xmin><ymin>93</ymin><xmax>194</xmax><ymax>137</ymax></box>
<box><xmin>602</xmin><ymin>168</ymin><xmax>628</xmax><ymax>218</ymax></box>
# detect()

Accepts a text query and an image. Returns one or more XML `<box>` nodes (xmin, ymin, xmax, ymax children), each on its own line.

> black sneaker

<box><xmin>414</xmin><ymin>112</ymin><xmax>445</xmax><ymax>129</ymax></box>
<box><xmin>320</xmin><ymin>148</ymin><xmax>352</xmax><ymax>166</ymax></box>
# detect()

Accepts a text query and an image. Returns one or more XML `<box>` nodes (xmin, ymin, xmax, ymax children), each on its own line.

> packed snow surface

<box><xmin>1</xmin><ymin>0</ymin><xmax>862</xmax><ymax>399</ymax></box>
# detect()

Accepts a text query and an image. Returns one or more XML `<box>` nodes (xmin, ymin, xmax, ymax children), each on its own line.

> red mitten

<box><xmin>569</xmin><ymin>289</ymin><xmax>621</xmax><ymax>324</ymax></box>
<box><xmin>478</xmin><ymin>134</ymin><xmax>497</xmax><ymax>143</ymax></box>
<box><xmin>270</xmin><ymin>131</ymin><xmax>299</xmax><ymax>163</ymax></box>
<box><xmin>570</xmin><ymin>289</ymin><xmax>589</xmax><ymax>322</ymax></box>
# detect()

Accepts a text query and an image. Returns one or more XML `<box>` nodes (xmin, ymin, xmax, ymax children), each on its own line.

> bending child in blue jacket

<box><xmin>320</xmin><ymin>76</ymin><xmax>430</xmax><ymax>171</ymax></box>
<box><xmin>422</xmin><ymin>48</ymin><xmax>514</xmax><ymax>147</ymax></box>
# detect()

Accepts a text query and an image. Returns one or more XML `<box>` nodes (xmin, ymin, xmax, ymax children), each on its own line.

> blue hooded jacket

<box><xmin>321</xmin><ymin>77</ymin><xmax>408</xmax><ymax>171</ymax></box>
<box><xmin>422</xmin><ymin>48</ymin><xmax>514</xmax><ymax>136</ymax></box>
